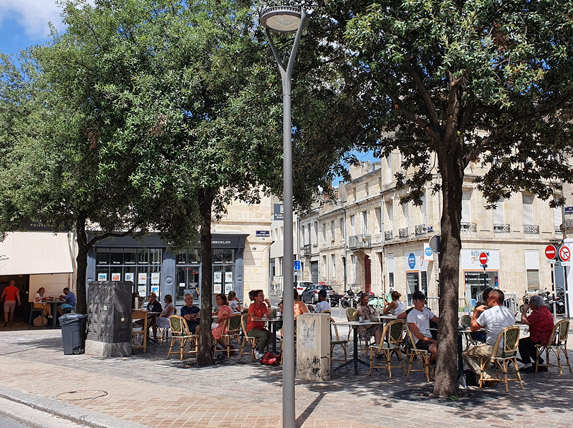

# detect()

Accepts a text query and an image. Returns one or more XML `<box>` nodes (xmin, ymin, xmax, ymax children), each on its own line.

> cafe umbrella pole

<box><xmin>260</xmin><ymin>6</ymin><xmax>308</xmax><ymax>428</ymax></box>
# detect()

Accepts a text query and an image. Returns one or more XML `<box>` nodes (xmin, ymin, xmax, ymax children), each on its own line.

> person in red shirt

<box><xmin>247</xmin><ymin>289</ymin><xmax>272</xmax><ymax>359</ymax></box>
<box><xmin>1</xmin><ymin>280</ymin><xmax>21</xmax><ymax>327</ymax></box>
<box><xmin>519</xmin><ymin>294</ymin><xmax>554</xmax><ymax>372</ymax></box>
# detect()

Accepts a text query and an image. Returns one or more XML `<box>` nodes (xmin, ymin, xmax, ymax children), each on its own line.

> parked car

<box><xmin>301</xmin><ymin>284</ymin><xmax>334</xmax><ymax>303</ymax></box>
<box><xmin>295</xmin><ymin>281</ymin><xmax>314</xmax><ymax>295</ymax></box>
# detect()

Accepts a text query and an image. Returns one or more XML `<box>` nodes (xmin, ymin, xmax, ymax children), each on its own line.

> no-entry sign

<box><xmin>479</xmin><ymin>252</ymin><xmax>488</xmax><ymax>265</ymax></box>
<box><xmin>545</xmin><ymin>245</ymin><xmax>557</xmax><ymax>260</ymax></box>
<box><xmin>559</xmin><ymin>246</ymin><xmax>571</xmax><ymax>262</ymax></box>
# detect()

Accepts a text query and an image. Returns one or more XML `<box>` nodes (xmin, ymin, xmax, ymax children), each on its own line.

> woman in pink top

<box><xmin>212</xmin><ymin>294</ymin><xmax>233</xmax><ymax>348</ymax></box>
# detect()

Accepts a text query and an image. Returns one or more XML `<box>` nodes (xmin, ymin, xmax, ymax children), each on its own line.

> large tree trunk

<box><xmin>432</xmin><ymin>141</ymin><xmax>464</xmax><ymax>397</ymax></box>
<box><xmin>197</xmin><ymin>188</ymin><xmax>215</xmax><ymax>366</ymax></box>
<box><xmin>75</xmin><ymin>215</ymin><xmax>89</xmax><ymax>315</ymax></box>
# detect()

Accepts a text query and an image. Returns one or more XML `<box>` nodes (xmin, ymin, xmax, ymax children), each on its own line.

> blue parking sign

<box><xmin>408</xmin><ymin>253</ymin><xmax>416</xmax><ymax>269</ymax></box>
<box><xmin>293</xmin><ymin>260</ymin><xmax>301</xmax><ymax>271</ymax></box>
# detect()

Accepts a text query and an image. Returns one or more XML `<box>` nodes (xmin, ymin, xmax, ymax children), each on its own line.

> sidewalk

<box><xmin>0</xmin><ymin>328</ymin><xmax>572</xmax><ymax>428</ymax></box>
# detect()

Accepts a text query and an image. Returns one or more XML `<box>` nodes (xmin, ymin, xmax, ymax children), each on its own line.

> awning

<box><xmin>0</xmin><ymin>232</ymin><xmax>74</xmax><ymax>275</ymax></box>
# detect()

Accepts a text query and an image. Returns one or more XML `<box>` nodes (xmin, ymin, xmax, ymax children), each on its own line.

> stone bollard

<box><xmin>296</xmin><ymin>313</ymin><xmax>330</xmax><ymax>381</ymax></box>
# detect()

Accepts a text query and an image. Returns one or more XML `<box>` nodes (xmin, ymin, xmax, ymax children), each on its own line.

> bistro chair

<box><xmin>345</xmin><ymin>307</ymin><xmax>357</xmax><ymax>341</ymax></box>
<box><xmin>166</xmin><ymin>315</ymin><xmax>198</xmax><ymax>360</ymax></box>
<box><xmin>238</xmin><ymin>313</ymin><xmax>258</xmax><ymax>362</ymax></box>
<box><xmin>159</xmin><ymin>308</ymin><xmax>177</xmax><ymax>343</ymax></box>
<box><xmin>369</xmin><ymin>319</ymin><xmax>406</xmax><ymax>377</ymax></box>
<box><xmin>405</xmin><ymin>324</ymin><xmax>431</xmax><ymax>382</ymax></box>
<box><xmin>330</xmin><ymin>317</ymin><xmax>348</xmax><ymax>368</ymax></box>
<box><xmin>479</xmin><ymin>325</ymin><xmax>523</xmax><ymax>392</ymax></box>
<box><xmin>219</xmin><ymin>314</ymin><xmax>243</xmax><ymax>358</ymax></box>
<box><xmin>460</xmin><ymin>314</ymin><xmax>480</xmax><ymax>349</ymax></box>
<box><xmin>535</xmin><ymin>319</ymin><xmax>572</xmax><ymax>375</ymax></box>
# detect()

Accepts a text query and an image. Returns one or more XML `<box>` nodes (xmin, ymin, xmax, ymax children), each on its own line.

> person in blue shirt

<box><xmin>57</xmin><ymin>288</ymin><xmax>76</xmax><ymax>315</ymax></box>
<box><xmin>180</xmin><ymin>293</ymin><xmax>200</xmax><ymax>334</ymax></box>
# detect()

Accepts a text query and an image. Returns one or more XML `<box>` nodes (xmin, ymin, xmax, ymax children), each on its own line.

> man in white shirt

<box><xmin>407</xmin><ymin>291</ymin><xmax>439</xmax><ymax>361</ymax></box>
<box><xmin>314</xmin><ymin>290</ymin><xmax>331</xmax><ymax>313</ymax></box>
<box><xmin>463</xmin><ymin>289</ymin><xmax>515</xmax><ymax>379</ymax></box>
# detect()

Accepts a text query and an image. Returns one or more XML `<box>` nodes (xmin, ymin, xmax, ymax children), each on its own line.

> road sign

<box><xmin>559</xmin><ymin>245</ymin><xmax>571</xmax><ymax>262</ymax></box>
<box><xmin>479</xmin><ymin>252</ymin><xmax>488</xmax><ymax>265</ymax></box>
<box><xmin>408</xmin><ymin>253</ymin><xmax>416</xmax><ymax>269</ymax></box>
<box><xmin>545</xmin><ymin>245</ymin><xmax>557</xmax><ymax>260</ymax></box>
<box><xmin>429</xmin><ymin>235</ymin><xmax>440</xmax><ymax>253</ymax></box>
<box><xmin>293</xmin><ymin>260</ymin><xmax>301</xmax><ymax>271</ymax></box>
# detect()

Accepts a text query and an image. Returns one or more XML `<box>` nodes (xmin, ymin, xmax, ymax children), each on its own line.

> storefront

<box><xmin>87</xmin><ymin>232</ymin><xmax>248</xmax><ymax>305</ymax></box>
<box><xmin>403</xmin><ymin>250</ymin><xmax>429</xmax><ymax>305</ymax></box>
<box><xmin>461</xmin><ymin>249</ymin><xmax>500</xmax><ymax>306</ymax></box>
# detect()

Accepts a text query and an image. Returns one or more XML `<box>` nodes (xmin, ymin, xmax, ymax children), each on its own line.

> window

<box><xmin>386</xmin><ymin>153</ymin><xmax>393</xmax><ymax>182</ymax></box>
<box><xmin>525</xmin><ymin>250</ymin><xmax>540</xmax><ymax>291</ymax></box>
<box><xmin>301</xmin><ymin>225</ymin><xmax>306</xmax><ymax>245</ymax></box>
<box><xmin>462</xmin><ymin>190</ymin><xmax>472</xmax><ymax>224</ymax></box>
<box><xmin>322</xmin><ymin>255</ymin><xmax>328</xmax><ymax>280</ymax></box>
<box><xmin>351</xmin><ymin>255</ymin><xmax>357</xmax><ymax>284</ymax></box>
<box><xmin>402</xmin><ymin>202</ymin><xmax>409</xmax><ymax>228</ymax></box>
<box><xmin>554</xmin><ymin>206</ymin><xmax>563</xmax><ymax>231</ymax></box>
<box><xmin>331</xmin><ymin>255</ymin><xmax>336</xmax><ymax>280</ymax></box>
<box><xmin>314</xmin><ymin>221</ymin><xmax>318</xmax><ymax>243</ymax></box>
<box><xmin>493</xmin><ymin>198</ymin><xmax>505</xmax><ymax>225</ymax></box>
<box><xmin>375</xmin><ymin>207</ymin><xmax>382</xmax><ymax>233</ymax></box>
<box><xmin>386</xmin><ymin>201</ymin><xmax>394</xmax><ymax>230</ymax></box>
<box><xmin>420</xmin><ymin>194</ymin><xmax>427</xmax><ymax>225</ymax></box>
<box><xmin>522</xmin><ymin>194</ymin><xmax>534</xmax><ymax>225</ymax></box>
<box><xmin>330</xmin><ymin>221</ymin><xmax>335</xmax><ymax>241</ymax></box>
<box><xmin>388</xmin><ymin>254</ymin><xmax>395</xmax><ymax>289</ymax></box>
<box><xmin>350</xmin><ymin>215</ymin><xmax>356</xmax><ymax>235</ymax></box>
<box><xmin>361</xmin><ymin>211</ymin><xmax>368</xmax><ymax>235</ymax></box>
<box><xmin>322</xmin><ymin>222</ymin><xmax>326</xmax><ymax>243</ymax></box>
<box><xmin>340</xmin><ymin>218</ymin><xmax>345</xmax><ymax>240</ymax></box>
<box><xmin>307</xmin><ymin>225</ymin><xmax>312</xmax><ymax>247</ymax></box>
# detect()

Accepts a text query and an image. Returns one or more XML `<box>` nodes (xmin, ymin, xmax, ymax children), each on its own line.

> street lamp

<box><xmin>260</xmin><ymin>5</ymin><xmax>308</xmax><ymax>428</ymax></box>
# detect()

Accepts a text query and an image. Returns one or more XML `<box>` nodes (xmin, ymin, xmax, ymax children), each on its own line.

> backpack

<box><xmin>33</xmin><ymin>315</ymin><xmax>47</xmax><ymax>327</ymax></box>
<box><xmin>260</xmin><ymin>351</ymin><xmax>281</xmax><ymax>366</ymax></box>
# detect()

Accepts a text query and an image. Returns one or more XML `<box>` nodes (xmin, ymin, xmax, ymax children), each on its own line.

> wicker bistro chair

<box><xmin>479</xmin><ymin>325</ymin><xmax>524</xmax><ymax>392</ymax></box>
<box><xmin>460</xmin><ymin>314</ymin><xmax>480</xmax><ymax>349</ymax></box>
<box><xmin>369</xmin><ymin>319</ymin><xmax>406</xmax><ymax>377</ymax></box>
<box><xmin>219</xmin><ymin>314</ymin><xmax>243</xmax><ymax>358</ymax></box>
<box><xmin>167</xmin><ymin>315</ymin><xmax>198</xmax><ymax>360</ymax></box>
<box><xmin>238</xmin><ymin>313</ymin><xmax>258</xmax><ymax>362</ymax></box>
<box><xmin>345</xmin><ymin>307</ymin><xmax>357</xmax><ymax>341</ymax></box>
<box><xmin>535</xmin><ymin>319</ymin><xmax>572</xmax><ymax>375</ymax></box>
<box><xmin>330</xmin><ymin>317</ymin><xmax>348</xmax><ymax>368</ymax></box>
<box><xmin>405</xmin><ymin>324</ymin><xmax>431</xmax><ymax>382</ymax></box>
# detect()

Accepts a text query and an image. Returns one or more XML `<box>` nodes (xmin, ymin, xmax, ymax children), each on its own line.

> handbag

<box><xmin>260</xmin><ymin>351</ymin><xmax>281</xmax><ymax>366</ymax></box>
<box><xmin>33</xmin><ymin>315</ymin><xmax>47</xmax><ymax>327</ymax></box>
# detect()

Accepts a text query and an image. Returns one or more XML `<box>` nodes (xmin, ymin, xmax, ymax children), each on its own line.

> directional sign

<box><xmin>545</xmin><ymin>245</ymin><xmax>557</xmax><ymax>260</ymax></box>
<box><xmin>559</xmin><ymin>245</ymin><xmax>571</xmax><ymax>262</ymax></box>
<box><xmin>479</xmin><ymin>252</ymin><xmax>488</xmax><ymax>265</ymax></box>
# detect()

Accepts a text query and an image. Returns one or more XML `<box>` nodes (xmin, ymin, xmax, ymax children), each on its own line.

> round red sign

<box><xmin>545</xmin><ymin>245</ymin><xmax>557</xmax><ymax>259</ymax></box>
<box><xmin>479</xmin><ymin>252</ymin><xmax>488</xmax><ymax>265</ymax></box>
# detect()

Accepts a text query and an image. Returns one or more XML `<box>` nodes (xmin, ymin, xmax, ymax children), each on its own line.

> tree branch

<box><xmin>86</xmin><ymin>223</ymin><xmax>144</xmax><ymax>249</ymax></box>
<box><xmin>405</xmin><ymin>62</ymin><xmax>440</xmax><ymax>129</ymax></box>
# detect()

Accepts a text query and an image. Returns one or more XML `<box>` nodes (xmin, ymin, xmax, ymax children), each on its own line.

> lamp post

<box><xmin>260</xmin><ymin>6</ymin><xmax>308</xmax><ymax>428</ymax></box>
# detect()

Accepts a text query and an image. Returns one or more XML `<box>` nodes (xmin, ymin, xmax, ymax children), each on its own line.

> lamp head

<box><xmin>260</xmin><ymin>6</ymin><xmax>302</xmax><ymax>33</ymax></box>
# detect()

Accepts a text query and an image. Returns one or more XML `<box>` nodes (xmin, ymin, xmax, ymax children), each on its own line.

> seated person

<box><xmin>383</xmin><ymin>290</ymin><xmax>407</xmax><ymax>319</ymax></box>
<box><xmin>247</xmin><ymin>290</ymin><xmax>272</xmax><ymax>359</ymax></box>
<box><xmin>146</xmin><ymin>292</ymin><xmax>163</xmax><ymax>340</ymax></box>
<box><xmin>156</xmin><ymin>294</ymin><xmax>176</xmax><ymax>329</ymax></box>
<box><xmin>357</xmin><ymin>292</ymin><xmax>383</xmax><ymax>345</ymax></box>
<box><xmin>293</xmin><ymin>290</ymin><xmax>309</xmax><ymax>318</ymax></box>
<box><xmin>228</xmin><ymin>290</ymin><xmax>242</xmax><ymax>313</ymax></box>
<box><xmin>34</xmin><ymin>287</ymin><xmax>52</xmax><ymax>319</ymax></box>
<box><xmin>463</xmin><ymin>289</ymin><xmax>515</xmax><ymax>380</ymax></box>
<box><xmin>469</xmin><ymin>287</ymin><xmax>493</xmax><ymax>343</ymax></box>
<box><xmin>57</xmin><ymin>287</ymin><xmax>76</xmax><ymax>316</ymax></box>
<box><xmin>407</xmin><ymin>291</ymin><xmax>439</xmax><ymax>362</ymax></box>
<box><xmin>519</xmin><ymin>295</ymin><xmax>554</xmax><ymax>372</ymax></box>
<box><xmin>180</xmin><ymin>293</ymin><xmax>200</xmax><ymax>334</ymax></box>
<box><xmin>212</xmin><ymin>293</ymin><xmax>234</xmax><ymax>349</ymax></box>
<box><xmin>314</xmin><ymin>289</ymin><xmax>331</xmax><ymax>313</ymax></box>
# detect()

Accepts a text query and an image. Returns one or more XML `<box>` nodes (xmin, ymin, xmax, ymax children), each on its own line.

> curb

<box><xmin>0</xmin><ymin>385</ymin><xmax>147</xmax><ymax>428</ymax></box>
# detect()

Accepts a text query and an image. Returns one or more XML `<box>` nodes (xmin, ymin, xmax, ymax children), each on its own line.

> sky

<box><xmin>0</xmin><ymin>0</ymin><xmax>376</xmax><ymax>185</ymax></box>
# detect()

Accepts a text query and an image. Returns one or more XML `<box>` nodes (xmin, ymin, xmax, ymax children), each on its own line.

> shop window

<box><xmin>96</xmin><ymin>248</ymin><xmax>110</xmax><ymax>265</ymax></box>
<box><xmin>123</xmin><ymin>249</ymin><xmax>137</xmax><ymax>265</ymax></box>
<box><xmin>213</xmin><ymin>249</ymin><xmax>234</xmax><ymax>264</ymax></box>
<box><xmin>110</xmin><ymin>249</ymin><xmax>123</xmax><ymax>265</ymax></box>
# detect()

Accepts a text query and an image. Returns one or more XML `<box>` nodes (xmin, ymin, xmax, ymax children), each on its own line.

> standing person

<box><xmin>227</xmin><ymin>290</ymin><xmax>242</xmax><ymax>313</ymax></box>
<box><xmin>156</xmin><ymin>294</ymin><xmax>176</xmax><ymax>329</ymax></box>
<box><xmin>463</xmin><ymin>289</ymin><xmax>515</xmax><ymax>380</ymax></box>
<box><xmin>407</xmin><ymin>290</ymin><xmax>440</xmax><ymax>362</ymax></box>
<box><xmin>519</xmin><ymin>295</ymin><xmax>554</xmax><ymax>372</ymax></box>
<box><xmin>181</xmin><ymin>293</ymin><xmax>200</xmax><ymax>334</ymax></box>
<box><xmin>57</xmin><ymin>287</ymin><xmax>76</xmax><ymax>316</ymax></box>
<box><xmin>246</xmin><ymin>290</ymin><xmax>272</xmax><ymax>359</ymax></box>
<box><xmin>314</xmin><ymin>289</ymin><xmax>331</xmax><ymax>313</ymax></box>
<box><xmin>34</xmin><ymin>287</ymin><xmax>52</xmax><ymax>319</ymax></box>
<box><xmin>2</xmin><ymin>280</ymin><xmax>20</xmax><ymax>327</ymax></box>
<box><xmin>383</xmin><ymin>290</ymin><xmax>407</xmax><ymax>319</ymax></box>
<box><xmin>212</xmin><ymin>293</ymin><xmax>233</xmax><ymax>349</ymax></box>
<box><xmin>357</xmin><ymin>293</ymin><xmax>383</xmax><ymax>345</ymax></box>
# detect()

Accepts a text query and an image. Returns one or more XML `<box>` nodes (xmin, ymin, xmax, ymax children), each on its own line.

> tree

<box><xmin>338</xmin><ymin>0</ymin><xmax>573</xmax><ymax>396</ymax></box>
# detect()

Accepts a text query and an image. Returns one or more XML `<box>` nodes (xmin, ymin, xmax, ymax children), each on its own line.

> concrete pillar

<box><xmin>296</xmin><ymin>313</ymin><xmax>330</xmax><ymax>381</ymax></box>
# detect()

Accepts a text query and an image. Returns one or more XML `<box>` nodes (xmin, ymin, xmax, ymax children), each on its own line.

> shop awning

<box><xmin>0</xmin><ymin>232</ymin><xmax>74</xmax><ymax>275</ymax></box>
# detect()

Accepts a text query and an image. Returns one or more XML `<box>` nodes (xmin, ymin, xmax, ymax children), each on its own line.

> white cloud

<box><xmin>0</xmin><ymin>0</ymin><xmax>65</xmax><ymax>39</ymax></box>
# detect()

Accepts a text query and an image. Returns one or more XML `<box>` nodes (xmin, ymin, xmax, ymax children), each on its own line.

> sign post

<box><xmin>479</xmin><ymin>252</ymin><xmax>488</xmax><ymax>289</ymax></box>
<box><xmin>559</xmin><ymin>246</ymin><xmax>571</xmax><ymax>318</ymax></box>
<box><xmin>545</xmin><ymin>245</ymin><xmax>558</xmax><ymax>321</ymax></box>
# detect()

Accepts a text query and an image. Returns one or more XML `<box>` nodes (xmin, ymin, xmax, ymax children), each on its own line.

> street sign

<box><xmin>559</xmin><ymin>245</ymin><xmax>571</xmax><ymax>262</ymax></box>
<box><xmin>408</xmin><ymin>253</ymin><xmax>416</xmax><ymax>269</ymax></box>
<box><xmin>429</xmin><ymin>235</ymin><xmax>440</xmax><ymax>253</ymax></box>
<box><xmin>479</xmin><ymin>252</ymin><xmax>488</xmax><ymax>265</ymax></box>
<box><xmin>545</xmin><ymin>245</ymin><xmax>557</xmax><ymax>260</ymax></box>
<box><xmin>293</xmin><ymin>260</ymin><xmax>301</xmax><ymax>271</ymax></box>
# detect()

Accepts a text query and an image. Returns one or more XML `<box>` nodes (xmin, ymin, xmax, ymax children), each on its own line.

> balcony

<box><xmin>302</xmin><ymin>244</ymin><xmax>311</xmax><ymax>256</ymax></box>
<box><xmin>415</xmin><ymin>224</ymin><xmax>427</xmax><ymax>236</ymax></box>
<box><xmin>384</xmin><ymin>231</ymin><xmax>393</xmax><ymax>241</ymax></box>
<box><xmin>493</xmin><ymin>224</ymin><xmax>511</xmax><ymax>233</ymax></box>
<box><xmin>399</xmin><ymin>228</ymin><xmax>409</xmax><ymax>239</ymax></box>
<box><xmin>523</xmin><ymin>224</ymin><xmax>539</xmax><ymax>234</ymax></box>
<box><xmin>348</xmin><ymin>234</ymin><xmax>372</xmax><ymax>250</ymax></box>
<box><xmin>461</xmin><ymin>222</ymin><xmax>477</xmax><ymax>232</ymax></box>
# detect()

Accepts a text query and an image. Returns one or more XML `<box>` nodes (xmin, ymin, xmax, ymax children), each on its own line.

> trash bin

<box><xmin>60</xmin><ymin>313</ymin><xmax>87</xmax><ymax>355</ymax></box>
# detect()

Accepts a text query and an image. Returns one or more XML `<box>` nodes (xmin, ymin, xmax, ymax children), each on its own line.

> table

<box><xmin>131</xmin><ymin>310</ymin><xmax>160</xmax><ymax>352</ymax></box>
<box><xmin>334</xmin><ymin>321</ymin><xmax>382</xmax><ymax>374</ymax></box>
<box><xmin>253</xmin><ymin>317</ymin><xmax>282</xmax><ymax>353</ymax></box>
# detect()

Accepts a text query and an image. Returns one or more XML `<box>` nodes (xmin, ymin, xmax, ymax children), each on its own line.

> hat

<box><xmin>318</xmin><ymin>289</ymin><xmax>327</xmax><ymax>298</ymax></box>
